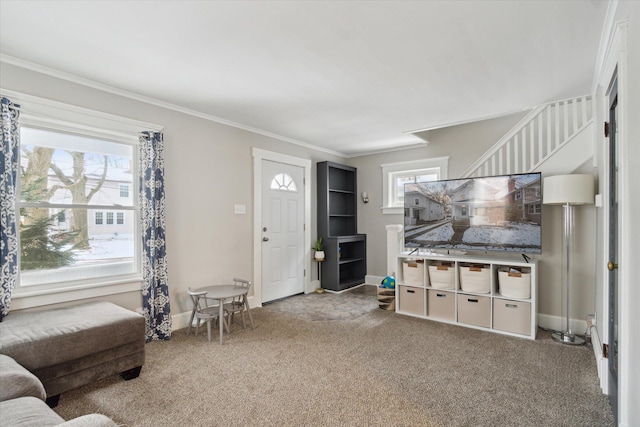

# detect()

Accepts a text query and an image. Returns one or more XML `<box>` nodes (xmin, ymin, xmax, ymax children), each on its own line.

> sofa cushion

<box><xmin>0</xmin><ymin>301</ymin><xmax>145</xmax><ymax>372</ymax></box>
<box><xmin>0</xmin><ymin>396</ymin><xmax>65</xmax><ymax>426</ymax></box>
<box><xmin>57</xmin><ymin>414</ymin><xmax>119</xmax><ymax>427</ymax></box>
<box><xmin>0</xmin><ymin>354</ymin><xmax>46</xmax><ymax>402</ymax></box>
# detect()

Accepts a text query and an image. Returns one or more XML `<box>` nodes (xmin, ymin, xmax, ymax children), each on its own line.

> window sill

<box><xmin>381</xmin><ymin>206</ymin><xmax>403</xmax><ymax>215</ymax></box>
<box><xmin>10</xmin><ymin>278</ymin><xmax>142</xmax><ymax>311</ymax></box>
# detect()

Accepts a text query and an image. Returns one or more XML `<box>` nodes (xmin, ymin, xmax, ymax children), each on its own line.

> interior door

<box><xmin>607</xmin><ymin>77</ymin><xmax>619</xmax><ymax>422</ymax></box>
<box><xmin>261</xmin><ymin>160</ymin><xmax>305</xmax><ymax>303</ymax></box>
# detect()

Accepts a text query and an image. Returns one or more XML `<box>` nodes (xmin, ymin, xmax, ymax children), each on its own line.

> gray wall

<box><xmin>347</xmin><ymin>111</ymin><xmax>527</xmax><ymax>276</ymax></box>
<box><xmin>347</xmin><ymin>112</ymin><xmax>600</xmax><ymax>326</ymax></box>
<box><xmin>2</xmin><ymin>61</ymin><xmax>598</xmax><ymax>326</ymax></box>
<box><xmin>0</xmin><ymin>62</ymin><xmax>344</xmax><ymax>316</ymax></box>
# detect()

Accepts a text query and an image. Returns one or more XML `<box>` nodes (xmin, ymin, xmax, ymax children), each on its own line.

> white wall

<box><xmin>0</xmin><ymin>61</ymin><xmax>344</xmax><ymax>317</ymax></box>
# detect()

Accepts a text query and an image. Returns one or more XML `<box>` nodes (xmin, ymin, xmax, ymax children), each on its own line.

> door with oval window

<box><xmin>261</xmin><ymin>160</ymin><xmax>305</xmax><ymax>302</ymax></box>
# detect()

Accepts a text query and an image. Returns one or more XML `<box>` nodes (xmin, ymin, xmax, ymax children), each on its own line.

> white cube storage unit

<box><xmin>396</xmin><ymin>253</ymin><xmax>538</xmax><ymax>340</ymax></box>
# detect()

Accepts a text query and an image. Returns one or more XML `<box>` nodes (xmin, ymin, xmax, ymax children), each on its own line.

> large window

<box><xmin>380</xmin><ymin>157</ymin><xmax>449</xmax><ymax>214</ymax></box>
<box><xmin>18</xmin><ymin>127</ymin><xmax>139</xmax><ymax>289</ymax></box>
<box><xmin>2</xmin><ymin>90</ymin><xmax>162</xmax><ymax>308</ymax></box>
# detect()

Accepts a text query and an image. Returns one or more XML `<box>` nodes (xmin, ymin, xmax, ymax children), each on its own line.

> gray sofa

<box><xmin>0</xmin><ymin>354</ymin><xmax>118</xmax><ymax>426</ymax></box>
<box><xmin>0</xmin><ymin>301</ymin><xmax>145</xmax><ymax>408</ymax></box>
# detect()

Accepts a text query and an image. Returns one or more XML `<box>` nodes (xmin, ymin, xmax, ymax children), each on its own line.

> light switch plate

<box><xmin>234</xmin><ymin>204</ymin><xmax>246</xmax><ymax>215</ymax></box>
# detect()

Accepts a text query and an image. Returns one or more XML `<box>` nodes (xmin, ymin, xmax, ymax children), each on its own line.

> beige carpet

<box><xmin>54</xmin><ymin>286</ymin><xmax>615</xmax><ymax>426</ymax></box>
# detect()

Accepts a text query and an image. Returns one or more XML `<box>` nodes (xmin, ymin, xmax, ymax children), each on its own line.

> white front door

<box><xmin>261</xmin><ymin>160</ymin><xmax>305</xmax><ymax>302</ymax></box>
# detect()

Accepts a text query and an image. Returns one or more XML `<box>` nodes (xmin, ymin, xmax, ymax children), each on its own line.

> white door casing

<box><xmin>252</xmin><ymin>148</ymin><xmax>312</xmax><ymax>306</ymax></box>
<box><xmin>261</xmin><ymin>160</ymin><xmax>304</xmax><ymax>302</ymax></box>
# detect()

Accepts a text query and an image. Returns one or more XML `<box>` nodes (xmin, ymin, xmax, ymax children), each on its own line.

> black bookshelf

<box><xmin>317</xmin><ymin>161</ymin><xmax>366</xmax><ymax>291</ymax></box>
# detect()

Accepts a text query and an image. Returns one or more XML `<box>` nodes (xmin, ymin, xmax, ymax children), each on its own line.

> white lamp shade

<box><xmin>543</xmin><ymin>174</ymin><xmax>595</xmax><ymax>205</ymax></box>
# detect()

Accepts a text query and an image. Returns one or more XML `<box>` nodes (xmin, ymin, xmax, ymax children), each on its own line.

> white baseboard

<box><xmin>365</xmin><ymin>274</ymin><xmax>385</xmax><ymax>285</ymax></box>
<box><xmin>590</xmin><ymin>325</ymin><xmax>609</xmax><ymax>394</ymax></box>
<box><xmin>171</xmin><ymin>296</ymin><xmax>259</xmax><ymax>332</ymax></box>
<box><xmin>171</xmin><ymin>310</ymin><xmax>195</xmax><ymax>331</ymax></box>
<box><xmin>536</xmin><ymin>313</ymin><xmax>587</xmax><ymax>335</ymax></box>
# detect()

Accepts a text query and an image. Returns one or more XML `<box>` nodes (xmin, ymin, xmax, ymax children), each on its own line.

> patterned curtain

<box><xmin>0</xmin><ymin>98</ymin><xmax>20</xmax><ymax>321</ymax></box>
<box><xmin>139</xmin><ymin>131</ymin><xmax>171</xmax><ymax>340</ymax></box>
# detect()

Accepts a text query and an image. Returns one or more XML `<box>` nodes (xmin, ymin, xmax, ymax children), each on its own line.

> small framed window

<box><xmin>119</xmin><ymin>184</ymin><xmax>129</xmax><ymax>198</ymax></box>
<box><xmin>515</xmin><ymin>191</ymin><xmax>522</xmax><ymax>200</ymax></box>
<box><xmin>381</xmin><ymin>157</ymin><xmax>449</xmax><ymax>215</ymax></box>
<box><xmin>95</xmin><ymin>212</ymin><xmax>104</xmax><ymax>225</ymax></box>
<box><xmin>117</xmin><ymin>212</ymin><xmax>124</xmax><ymax>225</ymax></box>
<box><xmin>106</xmin><ymin>212</ymin><xmax>114</xmax><ymax>225</ymax></box>
<box><xmin>528</xmin><ymin>204</ymin><xmax>541</xmax><ymax>214</ymax></box>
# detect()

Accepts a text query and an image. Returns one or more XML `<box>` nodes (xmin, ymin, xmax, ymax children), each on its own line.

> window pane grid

<box><xmin>17</xmin><ymin>125</ymin><xmax>140</xmax><ymax>289</ymax></box>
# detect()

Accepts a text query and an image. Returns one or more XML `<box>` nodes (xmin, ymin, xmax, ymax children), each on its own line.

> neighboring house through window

<box><xmin>380</xmin><ymin>157</ymin><xmax>449</xmax><ymax>215</ymax></box>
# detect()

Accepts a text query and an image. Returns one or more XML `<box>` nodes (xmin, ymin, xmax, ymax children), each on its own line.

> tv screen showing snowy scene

<box><xmin>404</xmin><ymin>172</ymin><xmax>542</xmax><ymax>254</ymax></box>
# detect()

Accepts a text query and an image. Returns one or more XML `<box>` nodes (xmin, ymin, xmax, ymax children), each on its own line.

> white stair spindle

<box><xmin>538</xmin><ymin>112</ymin><xmax>544</xmax><ymax>159</ymax></box>
<box><xmin>563</xmin><ymin>100</ymin><xmax>569</xmax><ymax>140</ymax></box>
<box><xmin>505</xmin><ymin>139</ymin><xmax>511</xmax><ymax>175</ymax></box>
<box><xmin>546</xmin><ymin>106</ymin><xmax>552</xmax><ymax>156</ymax></box>
<box><xmin>530</xmin><ymin>121</ymin><xmax>535</xmax><ymax>170</ymax></box>
<box><xmin>521</xmin><ymin>128</ymin><xmax>527</xmax><ymax>174</ymax></box>
<box><xmin>555</xmin><ymin>102</ymin><xmax>560</xmax><ymax>152</ymax></box>
<box><xmin>514</xmin><ymin>134</ymin><xmax>519</xmax><ymax>174</ymax></box>
<box><xmin>572</xmin><ymin>98</ymin><xmax>578</xmax><ymax>136</ymax></box>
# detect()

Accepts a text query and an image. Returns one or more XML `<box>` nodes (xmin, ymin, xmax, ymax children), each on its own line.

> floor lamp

<box><xmin>543</xmin><ymin>174</ymin><xmax>595</xmax><ymax>345</ymax></box>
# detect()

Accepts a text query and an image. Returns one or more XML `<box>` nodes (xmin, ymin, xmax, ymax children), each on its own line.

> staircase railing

<box><xmin>460</xmin><ymin>95</ymin><xmax>593</xmax><ymax>178</ymax></box>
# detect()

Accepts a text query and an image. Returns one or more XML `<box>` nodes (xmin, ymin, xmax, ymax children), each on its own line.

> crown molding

<box><xmin>1</xmin><ymin>54</ymin><xmax>347</xmax><ymax>158</ymax></box>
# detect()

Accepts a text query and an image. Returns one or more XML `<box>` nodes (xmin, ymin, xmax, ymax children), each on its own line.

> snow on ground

<box><xmin>463</xmin><ymin>222</ymin><xmax>540</xmax><ymax>247</ymax></box>
<box><xmin>408</xmin><ymin>221</ymin><xmax>540</xmax><ymax>252</ymax></box>
<box><xmin>414</xmin><ymin>223</ymin><xmax>455</xmax><ymax>241</ymax></box>
<box><xmin>65</xmin><ymin>235</ymin><xmax>134</xmax><ymax>264</ymax></box>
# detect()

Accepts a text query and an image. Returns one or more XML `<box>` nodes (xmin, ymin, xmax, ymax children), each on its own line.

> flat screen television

<box><xmin>403</xmin><ymin>172</ymin><xmax>542</xmax><ymax>254</ymax></box>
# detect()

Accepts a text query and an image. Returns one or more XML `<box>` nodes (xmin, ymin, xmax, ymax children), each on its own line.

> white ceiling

<box><xmin>0</xmin><ymin>1</ymin><xmax>608</xmax><ymax>156</ymax></box>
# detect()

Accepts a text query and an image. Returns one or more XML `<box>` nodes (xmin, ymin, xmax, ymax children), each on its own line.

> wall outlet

<box><xmin>234</xmin><ymin>204</ymin><xmax>246</xmax><ymax>215</ymax></box>
<box><xmin>586</xmin><ymin>314</ymin><xmax>596</xmax><ymax>327</ymax></box>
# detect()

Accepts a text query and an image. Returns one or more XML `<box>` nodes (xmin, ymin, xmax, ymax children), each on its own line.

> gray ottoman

<box><xmin>0</xmin><ymin>301</ymin><xmax>145</xmax><ymax>406</ymax></box>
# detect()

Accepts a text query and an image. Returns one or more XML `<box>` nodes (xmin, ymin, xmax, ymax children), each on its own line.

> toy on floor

<box><xmin>380</xmin><ymin>275</ymin><xmax>395</xmax><ymax>289</ymax></box>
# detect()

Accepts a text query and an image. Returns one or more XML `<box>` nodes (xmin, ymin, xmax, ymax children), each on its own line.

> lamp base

<box><xmin>552</xmin><ymin>331</ymin><xmax>585</xmax><ymax>346</ymax></box>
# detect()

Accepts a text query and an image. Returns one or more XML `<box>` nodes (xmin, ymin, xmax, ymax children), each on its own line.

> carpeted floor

<box><xmin>54</xmin><ymin>285</ymin><xmax>615</xmax><ymax>426</ymax></box>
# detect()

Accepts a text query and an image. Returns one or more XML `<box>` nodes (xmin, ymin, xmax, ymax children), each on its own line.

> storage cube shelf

<box><xmin>396</xmin><ymin>253</ymin><xmax>538</xmax><ymax>340</ymax></box>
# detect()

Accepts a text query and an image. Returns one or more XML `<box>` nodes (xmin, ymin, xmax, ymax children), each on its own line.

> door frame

<box><xmin>252</xmin><ymin>148</ymin><xmax>312</xmax><ymax>306</ymax></box>
<box><xmin>596</xmin><ymin>18</ymin><xmax>631</xmax><ymax>423</ymax></box>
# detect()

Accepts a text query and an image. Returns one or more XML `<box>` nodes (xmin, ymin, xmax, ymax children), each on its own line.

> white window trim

<box><xmin>2</xmin><ymin>89</ymin><xmax>163</xmax><ymax>308</ymax></box>
<box><xmin>380</xmin><ymin>157</ymin><xmax>449</xmax><ymax>215</ymax></box>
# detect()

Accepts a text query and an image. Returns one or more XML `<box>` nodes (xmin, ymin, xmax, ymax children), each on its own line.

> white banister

<box><xmin>460</xmin><ymin>95</ymin><xmax>592</xmax><ymax>178</ymax></box>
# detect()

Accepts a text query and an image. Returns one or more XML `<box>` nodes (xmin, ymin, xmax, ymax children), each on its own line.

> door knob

<box><xmin>607</xmin><ymin>261</ymin><xmax>618</xmax><ymax>271</ymax></box>
<box><xmin>263</xmin><ymin>237</ymin><xmax>269</xmax><ymax>242</ymax></box>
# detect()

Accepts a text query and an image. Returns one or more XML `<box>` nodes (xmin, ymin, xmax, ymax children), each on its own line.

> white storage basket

<box><xmin>402</xmin><ymin>260</ymin><xmax>424</xmax><ymax>286</ymax></box>
<box><xmin>459</xmin><ymin>264</ymin><xmax>491</xmax><ymax>293</ymax></box>
<box><xmin>427</xmin><ymin>263</ymin><xmax>455</xmax><ymax>290</ymax></box>
<box><xmin>498</xmin><ymin>268</ymin><xmax>531</xmax><ymax>299</ymax></box>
